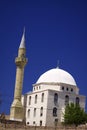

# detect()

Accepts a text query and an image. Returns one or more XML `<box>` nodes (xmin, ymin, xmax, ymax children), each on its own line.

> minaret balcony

<box><xmin>15</xmin><ymin>57</ymin><xmax>28</xmax><ymax>67</ymax></box>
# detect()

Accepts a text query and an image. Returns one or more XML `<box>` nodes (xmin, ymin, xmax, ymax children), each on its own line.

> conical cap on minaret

<box><xmin>19</xmin><ymin>28</ymin><xmax>25</xmax><ymax>48</ymax></box>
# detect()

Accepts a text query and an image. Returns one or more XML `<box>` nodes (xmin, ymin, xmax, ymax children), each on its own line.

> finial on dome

<box><xmin>19</xmin><ymin>27</ymin><xmax>25</xmax><ymax>48</ymax></box>
<box><xmin>56</xmin><ymin>60</ymin><xmax>60</xmax><ymax>69</ymax></box>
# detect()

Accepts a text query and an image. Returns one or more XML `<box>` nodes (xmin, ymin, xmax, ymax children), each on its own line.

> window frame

<box><xmin>29</xmin><ymin>96</ymin><xmax>31</xmax><ymax>105</ymax></box>
<box><xmin>41</xmin><ymin>93</ymin><xmax>44</xmax><ymax>102</ymax></box>
<box><xmin>65</xmin><ymin>95</ymin><xmax>69</xmax><ymax>106</ymax></box>
<box><xmin>53</xmin><ymin>107</ymin><xmax>57</xmax><ymax>117</ymax></box>
<box><xmin>54</xmin><ymin>93</ymin><xmax>58</xmax><ymax>105</ymax></box>
<box><xmin>76</xmin><ymin>97</ymin><xmax>80</xmax><ymax>105</ymax></box>
<box><xmin>28</xmin><ymin>109</ymin><xmax>30</xmax><ymax>118</ymax></box>
<box><xmin>40</xmin><ymin>107</ymin><xmax>43</xmax><ymax>116</ymax></box>
<box><xmin>35</xmin><ymin>95</ymin><xmax>37</xmax><ymax>104</ymax></box>
<box><xmin>34</xmin><ymin>108</ymin><xmax>36</xmax><ymax>117</ymax></box>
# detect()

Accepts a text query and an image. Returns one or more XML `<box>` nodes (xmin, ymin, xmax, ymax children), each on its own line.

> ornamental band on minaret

<box><xmin>10</xmin><ymin>29</ymin><xmax>28</xmax><ymax>121</ymax></box>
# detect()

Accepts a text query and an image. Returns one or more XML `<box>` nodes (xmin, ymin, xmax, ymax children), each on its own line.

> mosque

<box><xmin>10</xmin><ymin>30</ymin><xmax>86</xmax><ymax>127</ymax></box>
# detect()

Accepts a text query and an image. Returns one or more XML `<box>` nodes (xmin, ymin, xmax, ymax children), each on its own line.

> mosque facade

<box><xmin>22</xmin><ymin>68</ymin><xmax>86</xmax><ymax>126</ymax></box>
<box><xmin>10</xmin><ymin>31</ymin><xmax>86</xmax><ymax>127</ymax></box>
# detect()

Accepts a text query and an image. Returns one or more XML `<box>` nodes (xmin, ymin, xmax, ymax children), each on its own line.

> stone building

<box><xmin>10</xmin><ymin>30</ymin><xmax>86</xmax><ymax>126</ymax></box>
<box><xmin>22</xmin><ymin>66</ymin><xmax>86</xmax><ymax>126</ymax></box>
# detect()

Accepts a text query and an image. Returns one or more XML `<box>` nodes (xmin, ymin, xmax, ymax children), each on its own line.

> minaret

<box><xmin>10</xmin><ymin>29</ymin><xmax>28</xmax><ymax>121</ymax></box>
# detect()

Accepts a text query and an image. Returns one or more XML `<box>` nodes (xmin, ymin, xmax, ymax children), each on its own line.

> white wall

<box><xmin>25</xmin><ymin>90</ymin><xmax>48</xmax><ymax>126</ymax></box>
<box><xmin>22</xmin><ymin>83</ymin><xmax>85</xmax><ymax>127</ymax></box>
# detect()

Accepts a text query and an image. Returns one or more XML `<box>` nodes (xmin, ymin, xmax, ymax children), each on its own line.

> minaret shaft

<box><xmin>14</xmin><ymin>67</ymin><xmax>24</xmax><ymax>100</ymax></box>
<box><xmin>10</xmin><ymin>31</ymin><xmax>27</xmax><ymax>121</ymax></box>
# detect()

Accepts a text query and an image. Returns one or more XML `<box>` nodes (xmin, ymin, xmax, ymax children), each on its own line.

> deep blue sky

<box><xmin>0</xmin><ymin>0</ymin><xmax>87</xmax><ymax>114</ymax></box>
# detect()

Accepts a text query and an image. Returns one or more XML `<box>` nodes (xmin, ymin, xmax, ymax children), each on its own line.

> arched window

<box><xmin>33</xmin><ymin>121</ymin><xmax>35</xmax><ymax>125</ymax></box>
<box><xmin>66</xmin><ymin>87</ymin><xmax>69</xmax><ymax>91</ymax></box>
<box><xmin>71</xmin><ymin>88</ymin><xmax>73</xmax><ymax>92</ymax></box>
<box><xmin>40</xmin><ymin>107</ymin><xmax>43</xmax><ymax>116</ymax></box>
<box><xmin>40</xmin><ymin>120</ymin><xmax>42</xmax><ymax>126</ymax></box>
<box><xmin>41</xmin><ymin>93</ymin><xmax>44</xmax><ymax>102</ymax></box>
<box><xmin>35</xmin><ymin>95</ymin><xmax>37</xmax><ymax>104</ymax></box>
<box><xmin>34</xmin><ymin>108</ymin><xmax>36</xmax><ymax>117</ymax></box>
<box><xmin>54</xmin><ymin>93</ymin><xmax>58</xmax><ymax>105</ymax></box>
<box><xmin>28</xmin><ymin>109</ymin><xmax>30</xmax><ymax>117</ymax></box>
<box><xmin>33</xmin><ymin>87</ymin><xmax>35</xmax><ymax>91</ymax></box>
<box><xmin>54</xmin><ymin>119</ymin><xmax>58</xmax><ymax>126</ymax></box>
<box><xmin>62</xmin><ymin>86</ymin><xmax>64</xmax><ymax>90</ymax></box>
<box><xmin>76</xmin><ymin>97</ymin><xmax>80</xmax><ymax>105</ymax></box>
<box><xmin>53</xmin><ymin>107</ymin><xmax>57</xmax><ymax>117</ymax></box>
<box><xmin>27</xmin><ymin>122</ymin><xmax>29</xmax><ymax>125</ymax></box>
<box><xmin>65</xmin><ymin>95</ymin><xmax>69</xmax><ymax>106</ymax></box>
<box><xmin>29</xmin><ymin>96</ymin><xmax>31</xmax><ymax>105</ymax></box>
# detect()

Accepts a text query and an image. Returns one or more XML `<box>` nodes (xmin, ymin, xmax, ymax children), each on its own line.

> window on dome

<box><xmin>41</xmin><ymin>93</ymin><xmax>44</xmax><ymax>102</ymax></box>
<box><xmin>65</xmin><ymin>95</ymin><xmax>69</xmax><ymax>106</ymax></box>
<box><xmin>35</xmin><ymin>95</ymin><xmax>37</xmax><ymax>104</ymax></box>
<box><xmin>53</xmin><ymin>107</ymin><xmax>57</xmax><ymax>117</ymax></box>
<box><xmin>29</xmin><ymin>96</ymin><xmax>31</xmax><ymax>105</ymax></box>
<box><xmin>54</xmin><ymin>93</ymin><xmax>58</xmax><ymax>105</ymax></box>
<box><xmin>76</xmin><ymin>97</ymin><xmax>80</xmax><ymax>105</ymax></box>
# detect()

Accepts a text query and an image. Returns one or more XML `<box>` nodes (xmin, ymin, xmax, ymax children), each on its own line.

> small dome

<box><xmin>36</xmin><ymin>68</ymin><xmax>76</xmax><ymax>86</ymax></box>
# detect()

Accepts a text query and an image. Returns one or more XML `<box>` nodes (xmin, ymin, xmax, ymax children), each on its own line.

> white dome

<box><xmin>36</xmin><ymin>68</ymin><xmax>76</xmax><ymax>86</ymax></box>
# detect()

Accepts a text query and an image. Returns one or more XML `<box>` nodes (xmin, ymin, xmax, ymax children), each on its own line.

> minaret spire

<box><xmin>57</xmin><ymin>60</ymin><xmax>60</xmax><ymax>69</ymax></box>
<box><xmin>19</xmin><ymin>28</ymin><xmax>25</xmax><ymax>48</ymax></box>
